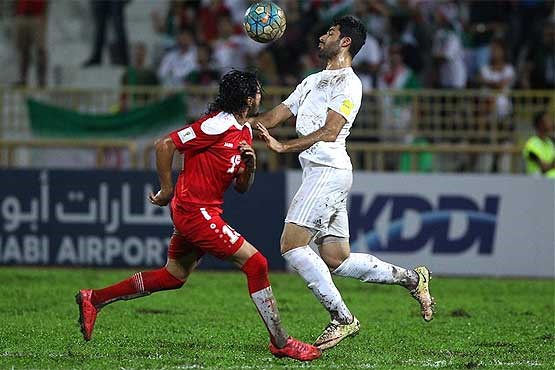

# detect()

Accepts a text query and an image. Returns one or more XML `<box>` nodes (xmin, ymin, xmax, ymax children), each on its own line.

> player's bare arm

<box><xmin>257</xmin><ymin>109</ymin><xmax>347</xmax><ymax>153</ymax></box>
<box><xmin>234</xmin><ymin>140</ymin><xmax>256</xmax><ymax>193</ymax></box>
<box><xmin>253</xmin><ymin>103</ymin><xmax>293</xmax><ymax>129</ymax></box>
<box><xmin>149</xmin><ymin>135</ymin><xmax>176</xmax><ymax>206</ymax></box>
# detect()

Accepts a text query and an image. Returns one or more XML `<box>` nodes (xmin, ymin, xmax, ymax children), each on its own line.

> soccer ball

<box><xmin>243</xmin><ymin>1</ymin><xmax>286</xmax><ymax>43</ymax></box>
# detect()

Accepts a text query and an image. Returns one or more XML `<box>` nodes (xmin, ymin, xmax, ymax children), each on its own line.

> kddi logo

<box><xmin>349</xmin><ymin>194</ymin><xmax>500</xmax><ymax>254</ymax></box>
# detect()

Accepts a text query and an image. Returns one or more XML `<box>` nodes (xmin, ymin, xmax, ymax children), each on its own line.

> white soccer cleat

<box><xmin>313</xmin><ymin>316</ymin><xmax>360</xmax><ymax>350</ymax></box>
<box><xmin>410</xmin><ymin>266</ymin><xmax>435</xmax><ymax>322</ymax></box>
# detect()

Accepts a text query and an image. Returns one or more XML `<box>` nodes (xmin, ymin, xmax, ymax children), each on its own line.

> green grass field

<box><xmin>0</xmin><ymin>268</ymin><xmax>553</xmax><ymax>369</ymax></box>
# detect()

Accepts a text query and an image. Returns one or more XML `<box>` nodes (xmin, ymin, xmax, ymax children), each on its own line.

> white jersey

<box><xmin>283</xmin><ymin>67</ymin><xmax>363</xmax><ymax>170</ymax></box>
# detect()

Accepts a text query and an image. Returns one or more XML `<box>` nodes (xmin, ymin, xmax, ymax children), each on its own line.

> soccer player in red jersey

<box><xmin>75</xmin><ymin>70</ymin><xmax>321</xmax><ymax>362</ymax></box>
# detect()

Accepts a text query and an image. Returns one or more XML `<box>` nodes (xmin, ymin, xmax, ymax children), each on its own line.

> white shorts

<box><xmin>285</xmin><ymin>160</ymin><xmax>352</xmax><ymax>240</ymax></box>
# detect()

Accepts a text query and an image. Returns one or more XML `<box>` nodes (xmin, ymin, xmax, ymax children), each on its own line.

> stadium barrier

<box><xmin>0</xmin><ymin>138</ymin><xmax>139</xmax><ymax>168</ymax></box>
<box><xmin>2</xmin><ymin>85</ymin><xmax>553</xmax><ymax>140</ymax></box>
<box><xmin>1</xmin><ymin>86</ymin><xmax>552</xmax><ymax>172</ymax></box>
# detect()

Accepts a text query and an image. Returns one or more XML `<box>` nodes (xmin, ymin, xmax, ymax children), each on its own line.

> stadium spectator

<box><xmin>520</xmin><ymin>18</ymin><xmax>555</xmax><ymax>90</ymax></box>
<box><xmin>83</xmin><ymin>0</ymin><xmax>130</xmax><ymax>67</ymax></box>
<box><xmin>255</xmin><ymin>16</ymin><xmax>434</xmax><ymax>351</ymax></box>
<box><xmin>75</xmin><ymin>70</ymin><xmax>321</xmax><ymax>361</ymax></box>
<box><xmin>150</xmin><ymin>0</ymin><xmax>200</xmax><ymax>65</ymax></box>
<box><xmin>378</xmin><ymin>43</ymin><xmax>421</xmax><ymax>144</ymax></box>
<box><xmin>211</xmin><ymin>13</ymin><xmax>263</xmax><ymax>75</ymax></box>
<box><xmin>268</xmin><ymin>0</ymin><xmax>311</xmax><ymax>86</ymax></box>
<box><xmin>185</xmin><ymin>43</ymin><xmax>221</xmax><ymax>118</ymax></box>
<box><xmin>14</xmin><ymin>0</ymin><xmax>48</xmax><ymax>87</ymax></box>
<box><xmin>352</xmin><ymin>32</ymin><xmax>382</xmax><ymax>92</ymax></box>
<box><xmin>184</xmin><ymin>43</ymin><xmax>220</xmax><ymax>86</ymax></box>
<box><xmin>157</xmin><ymin>28</ymin><xmax>198</xmax><ymax>87</ymax></box>
<box><xmin>196</xmin><ymin>0</ymin><xmax>230</xmax><ymax>44</ymax></box>
<box><xmin>120</xmin><ymin>42</ymin><xmax>159</xmax><ymax>111</ymax></box>
<box><xmin>523</xmin><ymin>111</ymin><xmax>555</xmax><ymax>178</ymax></box>
<box><xmin>431</xmin><ymin>2</ymin><xmax>466</xmax><ymax>88</ymax></box>
<box><xmin>463</xmin><ymin>0</ymin><xmax>510</xmax><ymax>82</ymax></box>
<box><xmin>392</xmin><ymin>0</ymin><xmax>434</xmax><ymax>78</ymax></box>
<box><xmin>477</xmin><ymin>39</ymin><xmax>515</xmax><ymax>120</ymax></box>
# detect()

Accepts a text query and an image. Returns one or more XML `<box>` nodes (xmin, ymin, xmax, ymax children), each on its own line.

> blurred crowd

<box><xmin>10</xmin><ymin>0</ymin><xmax>555</xmax><ymax>93</ymax></box>
<box><xmin>133</xmin><ymin>0</ymin><xmax>555</xmax><ymax>92</ymax></box>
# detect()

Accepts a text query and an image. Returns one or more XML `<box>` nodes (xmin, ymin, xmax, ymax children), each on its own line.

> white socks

<box><xmin>332</xmin><ymin>253</ymin><xmax>418</xmax><ymax>287</ymax></box>
<box><xmin>283</xmin><ymin>246</ymin><xmax>353</xmax><ymax>324</ymax></box>
<box><xmin>250</xmin><ymin>286</ymin><xmax>289</xmax><ymax>348</ymax></box>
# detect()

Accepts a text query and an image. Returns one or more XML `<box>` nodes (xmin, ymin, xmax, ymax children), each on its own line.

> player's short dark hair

<box><xmin>333</xmin><ymin>15</ymin><xmax>367</xmax><ymax>58</ymax></box>
<box><xmin>533</xmin><ymin>111</ymin><xmax>547</xmax><ymax>129</ymax></box>
<box><xmin>208</xmin><ymin>70</ymin><xmax>260</xmax><ymax>115</ymax></box>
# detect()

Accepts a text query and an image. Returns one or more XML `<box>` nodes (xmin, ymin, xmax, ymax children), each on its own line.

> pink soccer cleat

<box><xmin>75</xmin><ymin>289</ymin><xmax>99</xmax><ymax>341</ymax></box>
<box><xmin>269</xmin><ymin>337</ymin><xmax>322</xmax><ymax>361</ymax></box>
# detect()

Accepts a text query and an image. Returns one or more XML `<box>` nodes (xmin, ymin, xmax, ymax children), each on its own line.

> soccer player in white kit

<box><xmin>255</xmin><ymin>16</ymin><xmax>435</xmax><ymax>350</ymax></box>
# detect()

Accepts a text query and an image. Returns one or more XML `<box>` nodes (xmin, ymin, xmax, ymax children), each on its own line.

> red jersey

<box><xmin>169</xmin><ymin>111</ymin><xmax>253</xmax><ymax>213</ymax></box>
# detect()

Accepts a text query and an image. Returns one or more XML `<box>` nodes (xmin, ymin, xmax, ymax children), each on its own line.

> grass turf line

<box><xmin>0</xmin><ymin>268</ymin><xmax>553</xmax><ymax>369</ymax></box>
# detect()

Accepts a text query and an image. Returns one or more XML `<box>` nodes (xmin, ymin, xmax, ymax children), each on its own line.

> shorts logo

<box><xmin>177</xmin><ymin>127</ymin><xmax>196</xmax><ymax>144</ymax></box>
<box><xmin>340</xmin><ymin>99</ymin><xmax>354</xmax><ymax>117</ymax></box>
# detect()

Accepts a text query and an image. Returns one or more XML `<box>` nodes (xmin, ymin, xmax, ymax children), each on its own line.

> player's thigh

<box><xmin>165</xmin><ymin>231</ymin><xmax>204</xmax><ymax>280</ymax></box>
<box><xmin>166</xmin><ymin>253</ymin><xmax>201</xmax><ymax>281</ymax></box>
<box><xmin>316</xmin><ymin>205</ymin><xmax>351</xmax><ymax>269</ymax></box>
<box><xmin>228</xmin><ymin>239</ymin><xmax>258</xmax><ymax>268</ymax></box>
<box><xmin>173</xmin><ymin>208</ymin><xmax>246</xmax><ymax>260</ymax></box>
<box><xmin>285</xmin><ymin>166</ymin><xmax>351</xmax><ymax>242</ymax></box>
<box><xmin>280</xmin><ymin>222</ymin><xmax>316</xmax><ymax>253</ymax></box>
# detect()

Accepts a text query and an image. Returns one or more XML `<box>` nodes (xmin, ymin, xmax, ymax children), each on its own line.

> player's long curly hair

<box><xmin>207</xmin><ymin>70</ymin><xmax>260</xmax><ymax>115</ymax></box>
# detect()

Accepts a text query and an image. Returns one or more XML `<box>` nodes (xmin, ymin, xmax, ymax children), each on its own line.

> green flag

<box><xmin>28</xmin><ymin>93</ymin><xmax>187</xmax><ymax>138</ymax></box>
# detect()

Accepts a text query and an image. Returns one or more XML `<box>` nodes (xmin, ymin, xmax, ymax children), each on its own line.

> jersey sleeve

<box><xmin>328</xmin><ymin>77</ymin><xmax>362</xmax><ymax>123</ymax></box>
<box><xmin>170</xmin><ymin>120</ymin><xmax>221</xmax><ymax>153</ymax></box>
<box><xmin>282</xmin><ymin>78</ymin><xmax>307</xmax><ymax>116</ymax></box>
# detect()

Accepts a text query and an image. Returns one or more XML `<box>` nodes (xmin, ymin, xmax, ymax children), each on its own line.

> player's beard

<box><xmin>248</xmin><ymin>101</ymin><xmax>260</xmax><ymax>116</ymax></box>
<box><xmin>318</xmin><ymin>39</ymin><xmax>341</xmax><ymax>60</ymax></box>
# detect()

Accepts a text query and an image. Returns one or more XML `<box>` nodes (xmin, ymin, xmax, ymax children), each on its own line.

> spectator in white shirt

<box><xmin>212</xmin><ymin>13</ymin><xmax>264</xmax><ymax>75</ymax></box>
<box><xmin>431</xmin><ymin>4</ymin><xmax>467</xmax><ymax>88</ymax></box>
<box><xmin>478</xmin><ymin>39</ymin><xmax>515</xmax><ymax>119</ymax></box>
<box><xmin>158</xmin><ymin>28</ymin><xmax>198</xmax><ymax>87</ymax></box>
<box><xmin>353</xmin><ymin>33</ymin><xmax>382</xmax><ymax>92</ymax></box>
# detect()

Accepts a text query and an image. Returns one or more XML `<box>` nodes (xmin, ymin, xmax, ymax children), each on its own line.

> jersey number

<box><xmin>227</xmin><ymin>155</ymin><xmax>241</xmax><ymax>173</ymax></box>
<box><xmin>222</xmin><ymin>225</ymin><xmax>240</xmax><ymax>244</ymax></box>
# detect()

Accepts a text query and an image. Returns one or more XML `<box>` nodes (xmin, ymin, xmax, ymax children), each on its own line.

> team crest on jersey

<box><xmin>177</xmin><ymin>127</ymin><xmax>196</xmax><ymax>143</ymax></box>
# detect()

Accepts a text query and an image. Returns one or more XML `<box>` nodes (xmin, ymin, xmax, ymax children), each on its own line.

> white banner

<box><xmin>286</xmin><ymin>172</ymin><xmax>555</xmax><ymax>278</ymax></box>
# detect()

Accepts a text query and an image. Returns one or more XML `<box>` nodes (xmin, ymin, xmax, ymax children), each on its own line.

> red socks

<box><xmin>91</xmin><ymin>267</ymin><xmax>184</xmax><ymax>307</ymax></box>
<box><xmin>90</xmin><ymin>253</ymin><xmax>270</xmax><ymax>308</ymax></box>
<box><xmin>241</xmin><ymin>252</ymin><xmax>271</xmax><ymax>294</ymax></box>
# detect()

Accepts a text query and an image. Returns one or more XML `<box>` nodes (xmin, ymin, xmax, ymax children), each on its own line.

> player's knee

<box><xmin>241</xmin><ymin>252</ymin><xmax>268</xmax><ymax>278</ymax></box>
<box><xmin>321</xmin><ymin>254</ymin><xmax>345</xmax><ymax>270</ymax></box>
<box><xmin>164</xmin><ymin>264</ymin><xmax>188</xmax><ymax>284</ymax></box>
<box><xmin>241</xmin><ymin>252</ymin><xmax>270</xmax><ymax>293</ymax></box>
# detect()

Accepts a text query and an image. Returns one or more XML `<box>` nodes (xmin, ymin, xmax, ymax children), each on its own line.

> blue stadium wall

<box><xmin>0</xmin><ymin>169</ymin><xmax>286</xmax><ymax>270</ymax></box>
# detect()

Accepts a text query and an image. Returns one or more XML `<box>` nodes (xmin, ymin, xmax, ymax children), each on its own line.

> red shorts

<box><xmin>169</xmin><ymin>206</ymin><xmax>245</xmax><ymax>260</ymax></box>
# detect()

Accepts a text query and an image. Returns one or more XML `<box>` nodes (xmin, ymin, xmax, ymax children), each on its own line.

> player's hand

<box><xmin>148</xmin><ymin>188</ymin><xmax>173</xmax><ymax>207</ymax></box>
<box><xmin>256</xmin><ymin>122</ymin><xmax>285</xmax><ymax>153</ymax></box>
<box><xmin>238</xmin><ymin>141</ymin><xmax>256</xmax><ymax>170</ymax></box>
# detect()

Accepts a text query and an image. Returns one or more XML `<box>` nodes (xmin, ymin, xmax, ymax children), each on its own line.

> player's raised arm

<box><xmin>253</xmin><ymin>103</ymin><xmax>293</xmax><ymax>129</ymax></box>
<box><xmin>234</xmin><ymin>141</ymin><xmax>256</xmax><ymax>193</ymax></box>
<box><xmin>148</xmin><ymin>135</ymin><xmax>176</xmax><ymax>206</ymax></box>
<box><xmin>257</xmin><ymin>109</ymin><xmax>347</xmax><ymax>153</ymax></box>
